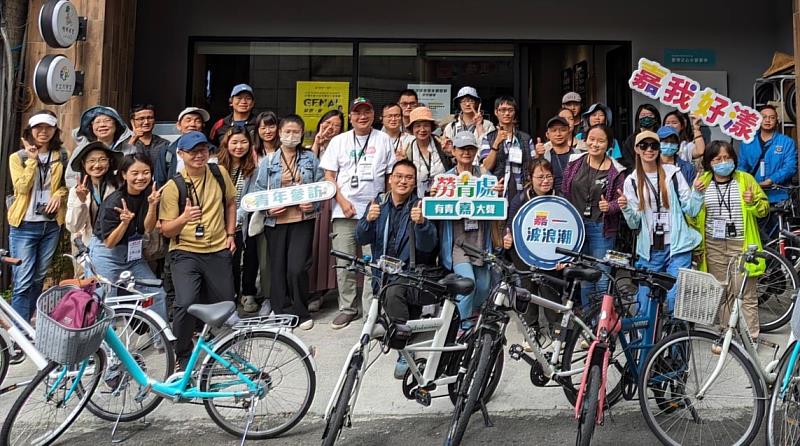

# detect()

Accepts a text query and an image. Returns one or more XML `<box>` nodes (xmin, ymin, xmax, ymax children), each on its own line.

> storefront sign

<box><xmin>629</xmin><ymin>58</ymin><xmax>762</xmax><ymax>143</ymax></box>
<box><xmin>422</xmin><ymin>172</ymin><xmax>506</xmax><ymax>220</ymax></box>
<box><xmin>33</xmin><ymin>54</ymin><xmax>77</xmax><ymax>105</ymax></box>
<box><xmin>295</xmin><ymin>81</ymin><xmax>349</xmax><ymax>146</ymax></box>
<box><xmin>573</xmin><ymin>61</ymin><xmax>588</xmax><ymax>97</ymax></box>
<box><xmin>407</xmin><ymin>83</ymin><xmax>451</xmax><ymax>121</ymax></box>
<box><xmin>240</xmin><ymin>181</ymin><xmax>337</xmax><ymax>212</ymax></box>
<box><xmin>511</xmin><ymin>196</ymin><xmax>585</xmax><ymax>270</ymax></box>
<box><xmin>664</xmin><ymin>49</ymin><xmax>716</xmax><ymax>67</ymax></box>
<box><xmin>39</xmin><ymin>0</ymin><xmax>81</xmax><ymax>48</ymax></box>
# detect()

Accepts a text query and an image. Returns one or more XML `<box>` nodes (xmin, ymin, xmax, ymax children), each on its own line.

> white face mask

<box><xmin>280</xmin><ymin>134</ymin><xmax>302</xmax><ymax>147</ymax></box>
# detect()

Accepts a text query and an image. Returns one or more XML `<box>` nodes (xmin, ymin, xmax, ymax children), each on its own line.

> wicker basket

<box><xmin>673</xmin><ymin>268</ymin><xmax>726</xmax><ymax>326</ymax></box>
<box><xmin>35</xmin><ymin>286</ymin><xmax>114</xmax><ymax>365</ymax></box>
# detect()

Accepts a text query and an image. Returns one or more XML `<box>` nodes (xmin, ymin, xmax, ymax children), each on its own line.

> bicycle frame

<box><xmin>778</xmin><ymin>341</ymin><xmax>800</xmax><ymax>397</ymax></box>
<box><xmin>0</xmin><ymin>294</ymin><xmax>49</xmax><ymax>372</ymax></box>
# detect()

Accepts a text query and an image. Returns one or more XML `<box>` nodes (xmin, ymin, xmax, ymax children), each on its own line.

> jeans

<box><xmin>580</xmin><ymin>220</ymin><xmax>615</xmax><ymax>310</ymax></box>
<box><xmin>331</xmin><ymin>218</ymin><xmax>372</xmax><ymax>316</ymax></box>
<box><xmin>88</xmin><ymin>237</ymin><xmax>168</xmax><ymax>322</ymax></box>
<box><xmin>453</xmin><ymin>262</ymin><xmax>491</xmax><ymax>329</ymax></box>
<box><xmin>634</xmin><ymin>246</ymin><xmax>692</xmax><ymax>315</ymax></box>
<box><xmin>9</xmin><ymin>221</ymin><xmax>61</xmax><ymax>321</ymax></box>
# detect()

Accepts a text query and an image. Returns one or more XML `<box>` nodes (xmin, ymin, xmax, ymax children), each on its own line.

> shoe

<box><xmin>331</xmin><ymin>312</ymin><xmax>356</xmax><ymax>330</ymax></box>
<box><xmin>394</xmin><ymin>354</ymin><xmax>410</xmax><ymax>380</ymax></box>
<box><xmin>711</xmin><ymin>343</ymin><xmax>722</xmax><ymax>355</ymax></box>
<box><xmin>242</xmin><ymin>295</ymin><xmax>259</xmax><ymax>313</ymax></box>
<box><xmin>580</xmin><ymin>339</ymin><xmax>590</xmax><ymax>350</ymax></box>
<box><xmin>258</xmin><ymin>300</ymin><xmax>272</xmax><ymax>317</ymax></box>
<box><xmin>308</xmin><ymin>298</ymin><xmax>322</xmax><ymax>313</ymax></box>
<box><xmin>522</xmin><ymin>340</ymin><xmax>533</xmax><ymax>352</ymax></box>
<box><xmin>299</xmin><ymin>319</ymin><xmax>314</xmax><ymax>330</ymax></box>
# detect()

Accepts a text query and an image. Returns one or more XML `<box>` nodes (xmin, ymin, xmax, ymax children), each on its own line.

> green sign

<box><xmin>664</xmin><ymin>49</ymin><xmax>715</xmax><ymax>67</ymax></box>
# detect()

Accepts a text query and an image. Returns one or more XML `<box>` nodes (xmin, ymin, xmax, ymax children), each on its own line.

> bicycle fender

<box><xmin>205</xmin><ymin>328</ymin><xmax>317</xmax><ymax>373</ymax></box>
<box><xmin>112</xmin><ymin>304</ymin><xmax>177</xmax><ymax>342</ymax></box>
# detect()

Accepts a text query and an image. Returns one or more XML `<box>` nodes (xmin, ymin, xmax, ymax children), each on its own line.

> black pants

<box><xmin>162</xmin><ymin>252</ymin><xmax>175</xmax><ymax>314</ymax></box>
<box><xmin>233</xmin><ymin>230</ymin><xmax>260</xmax><ymax>298</ymax></box>
<box><xmin>383</xmin><ymin>279</ymin><xmax>440</xmax><ymax>324</ymax></box>
<box><xmin>171</xmin><ymin>249</ymin><xmax>235</xmax><ymax>361</ymax></box>
<box><xmin>265</xmin><ymin>219</ymin><xmax>314</xmax><ymax>322</ymax></box>
<box><xmin>510</xmin><ymin>250</ymin><xmax>561</xmax><ymax>327</ymax></box>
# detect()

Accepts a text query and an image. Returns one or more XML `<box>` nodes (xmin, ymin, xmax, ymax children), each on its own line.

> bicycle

<box><xmin>760</xmin><ymin>188</ymin><xmax>800</xmax><ymax>332</ymax></box>
<box><xmin>321</xmin><ymin>250</ymin><xmax>501</xmax><ymax>446</ymax></box>
<box><xmin>638</xmin><ymin>245</ymin><xmax>782</xmax><ymax>445</ymax></box>
<box><xmin>2</xmin><ymin>299</ymin><xmax>316</xmax><ymax>445</ymax></box>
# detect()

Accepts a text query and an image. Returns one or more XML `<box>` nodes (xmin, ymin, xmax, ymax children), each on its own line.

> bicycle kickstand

<box><xmin>478</xmin><ymin>399</ymin><xmax>494</xmax><ymax>428</ymax></box>
<box><xmin>239</xmin><ymin>395</ymin><xmax>258</xmax><ymax>446</ymax></box>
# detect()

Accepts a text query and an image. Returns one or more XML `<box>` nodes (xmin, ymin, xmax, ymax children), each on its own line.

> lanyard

<box><xmin>187</xmin><ymin>168</ymin><xmax>207</xmax><ymax>210</ymax></box>
<box><xmin>280</xmin><ymin>150</ymin><xmax>301</xmax><ymax>185</ymax></box>
<box><xmin>382</xmin><ymin>203</ymin><xmax>391</xmax><ymax>256</ymax></box>
<box><xmin>586</xmin><ymin>155</ymin><xmax>606</xmax><ymax>204</ymax></box>
<box><xmin>89</xmin><ymin>180</ymin><xmax>106</xmax><ymax>224</ymax></box>
<box><xmin>353</xmin><ymin>131</ymin><xmax>371</xmax><ymax>166</ymax></box>
<box><xmin>412</xmin><ymin>140</ymin><xmax>432</xmax><ymax>178</ymax></box>
<box><xmin>714</xmin><ymin>179</ymin><xmax>734</xmax><ymax>219</ymax></box>
<box><xmin>392</xmin><ymin>137</ymin><xmax>400</xmax><ymax>152</ymax></box>
<box><xmin>643</xmin><ymin>172</ymin><xmax>662</xmax><ymax>212</ymax></box>
<box><xmin>37</xmin><ymin>151</ymin><xmax>53</xmax><ymax>200</ymax></box>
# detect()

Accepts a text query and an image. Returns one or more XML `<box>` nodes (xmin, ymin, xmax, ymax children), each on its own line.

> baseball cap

<box><xmin>454</xmin><ymin>86</ymin><xmax>480</xmax><ymax>103</ymax></box>
<box><xmin>177</xmin><ymin>107</ymin><xmax>210</xmax><ymax>123</ymax></box>
<box><xmin>230</xmin><ymin>83</ymin><xmax>254</xmax><ymax>98</ymax></box>
<box><xmin>453</xmin><ymin>131</ymin><xmax>479</xmax><ymax>150</ymax></box>
<box><xmin>562</xmin><ymin>92</ymin><xmax>582</xmax><ymax>104</ymax></box>
<box><xmin>350</xmin><ymin>97</ymin><xmax>373</xmax><ymax>112</ymax></box>
<box><xmin>177</xmin><ymin>131</ymin><xmax>214</xmax><ymax>151</ymax></box>
<box><xmin>546</xmin><ymin>116</ymin><xmax>570</xmax><ymax>128</ymax></box>
<box><xmin>635</xmin><ymin>130</ymin><xmax>660</xmax><ymax>146</ymax></box>
<box><xmin>656</xmin><ymin>125</ymin><xmax>680</xmax><ymax>140</ymax></box>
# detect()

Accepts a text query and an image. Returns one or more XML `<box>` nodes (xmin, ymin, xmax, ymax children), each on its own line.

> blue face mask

<box><xmin>712</xmin><ymin>160</ymin><xmax>735</xmax><ymax>177</ymax></box>
<box><xmin>660</xmin><ymin>142</ymin><xmax>679</xmax><ymax>156</ymax></box>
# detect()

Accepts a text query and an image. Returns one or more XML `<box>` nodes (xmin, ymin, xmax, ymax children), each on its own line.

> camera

<box><xmin>35</xmin><ymin>203</ymin><xmax>56</xmax><ymax>220</ymax></box>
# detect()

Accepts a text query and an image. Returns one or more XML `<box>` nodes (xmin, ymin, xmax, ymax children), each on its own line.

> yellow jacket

<box><xmin>7</xmin><ymin>150</ymin><xmax>68</xmax><ymax>227</ymax></box>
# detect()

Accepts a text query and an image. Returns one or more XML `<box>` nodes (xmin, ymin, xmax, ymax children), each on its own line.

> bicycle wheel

<box><xmin>0</xmin><ymin>334</ymin><xmax>9</xmax><ymax>388</ymax></box>
<box><xmin>85</xmin><ymin>308</ymin><xmax>174</xmax><ymax>422</ymax></box>
<box><xmin>201</xmin><ymin>330</ymin><xmax>315</xmax><ymax>440</ymax></box>
<box><xmin>638</xmin><ymin>329</ymin><xmax>765</xmax><ymax>446</ymax></box>
<box><xmin>446</xmin><ymin>331</ymin><xmax>504</xmax><ymax>407</ymax></box>
<box><xmin>1</xmin><ymin>349</ymin><xmax>106</xmax><ymax>446</ymax></box>
<box><xmin>576</xmin><ymin>363</ymin><xmax>601</xmax><ymax>446</ymax></box>
<box><xmin>445</xmin><ymin>332</ymin><xmax>495</xmax><ymax>446</ymax></box>
<box><xmin>758</xmin><ymin>246</ymin><xmax>799</xmax><ymax>333</ymax></box>
<box><xmin>322</xmin><ymin>354</ymin><xmax>360</xmax><ymax>446</ymax></box>
<box><xmin>767</xmin><ymin>342</ymin><xmax>800</xmax><ymax>446</ymax></box>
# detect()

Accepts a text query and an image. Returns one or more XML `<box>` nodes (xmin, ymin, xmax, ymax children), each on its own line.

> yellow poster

<box><xmin>295</xmin><ymin>81</ymin><xmax>350</xmax><ymax>146</ymax></box>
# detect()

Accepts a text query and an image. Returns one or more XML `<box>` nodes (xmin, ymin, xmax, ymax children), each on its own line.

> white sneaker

<box><xmin>258</xmin><ymin>300</ymin><xmax>272</xmax><ymax>316</ymax></box>
<box><xmin>242</xmin><ymin>295</ymin><xmax>259</xmax><ymax>313</ymax></box>
<box><xmin>299</xmin><ymin>319</ymin><xmax>314</xmax><ymax>330</ymax></box>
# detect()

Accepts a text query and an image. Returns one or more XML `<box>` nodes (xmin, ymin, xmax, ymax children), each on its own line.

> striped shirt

<box><xmin>704</xmin><ymin>179</ymin><xmax>744</xmax><ymax>239</ymax></box>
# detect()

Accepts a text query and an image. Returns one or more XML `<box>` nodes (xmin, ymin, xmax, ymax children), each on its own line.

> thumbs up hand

<box><xmin>598</xmin><ymin>192</ymin><xmax>610</xmax><ymax>213</ymax></box>
<box><xmin>535</xmin><ymin>137</ymin><xmax>546</xmax><ymax>157</ymax></box>
<box><xmin>744</xmin><ymin>184</ymin><xmax>755</xmax><ymax>205</ymax></box>
<box><xmin>366</xmin><ymin>199</ymin><xmax>381</xmax><ymax>222</ymax></box>
<box><xmin>410</xmin><ymin>200</ymin><xmax>424</xmax><ymax>224</ymax></box>
<box><xmin>503</xmin><ymin>228</ymin><xmax>513</xmax><ymax>250</ymax></box>
<box><xmin>693</xmin><ymin>172</ymin><xmax>707</xmax><ymax>193</ymax></box>
<box><xmin>616</xmin><ymin>188</ymin><xmax>628</xmax><ymax>210</ymax></box>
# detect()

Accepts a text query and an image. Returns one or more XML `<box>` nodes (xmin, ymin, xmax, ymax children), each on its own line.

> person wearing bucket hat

<box><xmin>400</xmin><ymin>106</ymin><xmax>452</xmax><ymax>196</ymax></box>
<box><xmin>656</xmin><ymin>125</ymin><xmax>695</xmax><ymax>185</ymax></box>
<box><xmin>443</xmin><ymin>86</ymin><xmax>495</xmax><ymax>142</ymax></box>
<box><xmin>320</xmin><ymin>96</ymin><xmax>396</xmax><ymax>330</ymax></box>
<box><xmin>480</xmin><ymin>95</ymin><xmax>532</xmax><ymax>199</ymax></box>
<box><xmin>209</xmin><ymin>83</ymin><xmax>257</xmax><ymax>146</ymax></box>
<box><xmin>66</xmin><ymin>105</ymin><xmax>134</xmax><ymax>188</ymax></box>
<box><xmin>576</xmin><ymin>103</ymin><xmax>622</xmax><ymax>160</ymax></box>
<box><xmin>7</xmin><ymin>110</ymin><xmax>69</xmax><ymax>322</ymax></box>
<box><xmin>65</xmin><ymin>141</ymin><xmax>123</xmax><ymax>246</ymax></box>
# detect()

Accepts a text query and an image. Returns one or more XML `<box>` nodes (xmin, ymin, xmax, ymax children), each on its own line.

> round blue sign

<box><xmin>512</xmin><ymin>195</ymin><xmax>585</xmax><ymax>270</ymax></box>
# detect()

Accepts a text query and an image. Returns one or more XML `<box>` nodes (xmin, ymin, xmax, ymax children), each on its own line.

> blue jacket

<box><xmin>154</xmin><ymin>140</ymin><xmax>179</xmax><ymax>187</ymax></box>
<box><xmin>739</xmin><ymin>131</ymin><xmax>797</xmax><ymax>203</ymax></box>
<box><xmin>254</xmin><ymin>147</ymin><xmax>323</xmax><ymax>227</ymax></box>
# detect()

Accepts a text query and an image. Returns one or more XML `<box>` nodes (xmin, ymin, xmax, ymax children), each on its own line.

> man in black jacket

<box><xmin>209</xmin><ymin>83</ymin><xmax>257</xmax><ymax>145</ymax></box>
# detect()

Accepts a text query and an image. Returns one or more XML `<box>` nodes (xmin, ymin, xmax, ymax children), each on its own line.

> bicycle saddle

<box><xmin>439</xmin><ymin>273</ymin><xmax>475</xmax><ymax>296</ymax></box>
<box><xmin>563</xmin><ymin>267</ymin><xmax>601</xmax><ymax>283</ymax></box>
<box><xmin>188</xmin><ymin>301</ymin><xmax>236</xmax><ymax>328</ymax></box>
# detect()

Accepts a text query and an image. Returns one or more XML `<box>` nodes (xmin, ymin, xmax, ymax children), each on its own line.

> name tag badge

<box><xmin>464</xmin><ymin>219</ymin><xmax>479</xmax><ymax>232</ymax></box>
<box><xmin>711</xmin><ymin>219</ymin><xmax>727</xmax><ymax>239</ymax></box>
<box><xmin>655</xmin><ymin>212</ymin><xmax>670</xmax><ymax>232</ymax></box>
<box><xmin>127</xmin><ymin>235</ymin><xmax>143</xmax><ymax>262</ymax></box>
<box><xmin>358</xmin><ymin>162</ymin><xmax>374</xmax><ymax>181</ymax></box>
<box><xmin>508</xmin><ymin>146</ymin><xmax>523</xmax><ymax>164</ymax></box>
<box><xmin>759</xmin><ymin>160</ymin><xmax>766</xmax><ymax>178</ymax></box>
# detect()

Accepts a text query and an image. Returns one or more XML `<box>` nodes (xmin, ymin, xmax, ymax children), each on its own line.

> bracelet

<box><xmin>694</xmin><ymin>135</ymin><xmax>703</xmax><ymax>140</ymax></box>
<box><xmin>491</xmin><ymin>146</ymin><xmax>500</xmax><ymax>152</ymax></box>
<box><xmin>227</xmin><ymin>233</ymin><xmax>235</xmax><ymax>237</ymax></box>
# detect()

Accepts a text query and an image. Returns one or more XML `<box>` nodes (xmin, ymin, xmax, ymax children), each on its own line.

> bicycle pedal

<box><xmin>509</xmin><ymin>344</ymin><xmax>524</xmax><ymax>360</ymax></box>
<box><xmin>412</xmin><ymin>388</ymin><xmax>432</xmax><ymax>407</ymax></box>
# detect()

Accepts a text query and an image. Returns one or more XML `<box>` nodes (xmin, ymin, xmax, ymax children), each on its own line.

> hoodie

<box><xmin>66</xmin><ymin>106</ymin><xmax>133</xmax><ymax>188</ymax></box>
<box><xmin>576</xmin><ymin>103</ymin><xmax>622</xmax><ymax>160</ymax></box>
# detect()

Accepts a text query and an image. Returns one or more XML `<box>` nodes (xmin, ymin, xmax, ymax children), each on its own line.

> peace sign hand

<box><xmin>148</xmin><ymin>181</ymin><xmax>166</xmax><ymax>206</ymax></box>
<box><xmin>114</xmin><ymin>199</ymin><xmax>135</xmax><ymax>224</ymax></box>
<box><xmin>20</xmin><ymin>138</ymin><xmax>37</xmax><ymax>159</ymax></box>
<box><xmin>75</xmin><ymin>175</ymin><xmax>90</xmax><ymax>202</ymax></box>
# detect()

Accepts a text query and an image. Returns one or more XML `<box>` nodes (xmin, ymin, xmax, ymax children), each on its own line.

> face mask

<box><xmin>280</xmin><ymin>134</ymin><xmax>302</xmax><ymax>147</ymax></box>
<box><xmin>712</xmin><ymin>160</ymin><xmax>735</xmax><ymax>177</ymax></box>
<box><xmin>660</xmin><ymin>142</ymin><xmax>679</xmax><ymax>156</ymax></box>
<box><xmin>639</xmin><ymin>116</ymin><xmax>656</xmax><ymax>129</ymax></box>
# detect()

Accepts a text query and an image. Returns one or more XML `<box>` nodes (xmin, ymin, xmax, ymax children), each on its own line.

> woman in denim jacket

<box><xmin>254</xmin><ymin>115</ymin><xmax>323</xmax><ymax>329</ymax></box>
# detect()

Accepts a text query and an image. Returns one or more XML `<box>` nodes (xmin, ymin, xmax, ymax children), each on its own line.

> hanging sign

<box><xmin>240</xmin><ymin>181</ymin><xmax>337</xmax><ymax>212</ymax></box>
<box><xmin>422</xmin><ymin>172</ymin><xmax>507</xmax><ymax>220</ymax></box>
<box><xmin>39</xmin><ymin>0</ymin><xmax>84</xmax><ymax>48</ymax></box>
<box><xmin>33</xmin><ymin>55</ymin><xmax>77</xmax><ymax>105</ymax></box>
<box><xmin>511</xmin><ymin>196</ymin><xmax>585</xmax><ymax>270</ymax></box>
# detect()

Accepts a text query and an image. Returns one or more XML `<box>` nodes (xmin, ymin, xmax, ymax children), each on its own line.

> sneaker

<box><xmin>394</xmin><ymin>354</ymin><xmax>409</xmax><ymax>380</ymax></box>
<box><xmin>331</xmin><ymin>312</ymin><xmax>356</xmax><ymax>330</ymax></box>
<box><xmin>242</xmin><ymin>295</ymin><xmax>259</xmax><ymax>313</ymax></box>
<box><xmin>308</xmin><ymin>298</ymin><xmax>322</xmax><ymax>313</ymax></box>
<box><xmin>522</xmin><ymin>340</ymin><xmax>533</xmax><ymax>352</ymax></box>
<box><xmin>299</xmin><ymin>319</ymin><xmax>314</xmax><ymax>330</ymax></box>
<box><xmin>711</xmin><ymin>342</ymin><xmax>722</xmax><ymax>355</ymax></box>
<box><xmin>258</xmin><ymin>300</ymin><xmax>273</xmax><ymax>317</ymax></box>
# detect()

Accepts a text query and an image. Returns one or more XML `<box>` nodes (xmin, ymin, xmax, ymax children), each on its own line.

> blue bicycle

<box><xmin>1</xmin><ymin>301</ymin><xmax>316</xmax><ymax>445</ymax></box>
<box><xmin>768</xmin><ymin>337</ymin><xmax>800</xmax><ymax>445</ymax></box>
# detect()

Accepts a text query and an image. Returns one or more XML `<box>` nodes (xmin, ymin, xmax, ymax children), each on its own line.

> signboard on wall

<box><xmin>407</xmin><ymin>83</ymin><xmax>451</xmax><ymax>122</ymax></box>
<box><xmin>295</xmin><ymin>81</ymin><xmax>350</xmax><ymax>146</ymax></box>
<box><xmin>561</xmin><ymin>68</ymin><xmax>573</xmax><ymax>94</ymax></box>
<box><xmin>664</xmin><ymin>49</ymin><xmax>716</xmax><ymax>67</ymax></box>
<box><xmin>573</xmin><ymin>61</ymin><xmax>588</xmax><ymax>97</ymax></box>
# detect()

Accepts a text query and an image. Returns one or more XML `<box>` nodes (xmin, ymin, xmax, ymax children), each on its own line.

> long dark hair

<box><xmin>316</xmin><ymin>109</ymin><xmax>344</xmax><ymax>134</ymax></box>
<box><xmin>218</xmin><ymin>126</ymin><xmax>257</xmax><ymax>178</ymax></box>
<box><xmin>663</xmin><ymin>111</ymin><xmax>693</xmax><ymax>142</ymax></box>
<box><xmin>22</xmin><ymin>110</ymin><xmax>63</xmax><ymax>152</ymax></box>
<box><xmin>633</xmin><ymin>134</ymin><xmax>670</xmax><ymax>211</ymax></box>
<box><xmin>253</xmin><ymin>111</ymin><xmax>279</xmax><ymax>157</ymax></box>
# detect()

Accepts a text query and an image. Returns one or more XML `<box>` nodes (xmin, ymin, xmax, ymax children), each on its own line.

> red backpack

<box><xmin>50</xmin><ymin>288</ymin><xmax>101</xmax><ymax>329</ymax></box>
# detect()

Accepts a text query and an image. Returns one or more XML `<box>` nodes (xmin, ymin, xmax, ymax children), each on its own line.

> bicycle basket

<box><xmin>673</xmin><ymin>268</ymin><xmax>726</xmax><ymax>326</ymax></box>
<box><xmin>35</xmin><ymin>286</ymin><xmax>114</xmax><ymax>365</ymax></box>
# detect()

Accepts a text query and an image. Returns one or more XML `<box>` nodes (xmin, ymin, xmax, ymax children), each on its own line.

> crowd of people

<box><xmin>6</xmin><ymin>82</ymin><xmax>798</xmax><ymax>373</ymax></box>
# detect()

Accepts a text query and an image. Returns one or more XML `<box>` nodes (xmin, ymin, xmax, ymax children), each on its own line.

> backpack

<box><xmin>170</xmin><ymin>163</ymin><xmax>227</xmax><ymax>243</ymax></box>
<box><xmin>50</xmin><ymin>288</ymin><xmax>101</xmax><ymax>329</ymax></box>
<box><xmin>6</xmin><ymin>148</ymin><xmax>69</xmax><ymax>209</ymax></box>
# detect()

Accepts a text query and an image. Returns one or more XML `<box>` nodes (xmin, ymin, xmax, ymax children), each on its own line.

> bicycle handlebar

<box><xmin>457</xmin><ymin>240</ymin><xmax>559</xmax><ymax>285</ymax></box>
<box><xmin>781</xmin><ymin>229</ymin><xmax>800</xmax><ymax>245</ymax></box>
<box><xmin>330</xmin><ymin>249</ymin><xmax>447</xmax><ymax>294</ymax></box>
<box><xmin>555</xmin><ymin>247</ymin><xmax>676</xmax><ymax>290</ymax></box>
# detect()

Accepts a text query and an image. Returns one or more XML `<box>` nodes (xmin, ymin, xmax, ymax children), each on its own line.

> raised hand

<box><xmin>744</xmin><ymin>184</ymin><xmax>755</xmax><ymax>204</ymax></box>
<box><xmin>148</xmin><ymin>181</ymin><xmax>165</xmax><ymax>206</ymax></box>
<box><xmin>182</xmin><ymin>198</ymin><xmax>202</xmax><ymax>223</ymax></box>
<box><xmin>366</xmin><ymin>199</ymin><xmax>381</xmax><ymax>222</ymax></box>
<box><xmin>693</xmin><ymin>173</ymin><xmax>706</xmax><ymax>193</ymax></box>
<box><xmin>21</xmin><ymin>137</ymin><xmax>37</xmax><ymax>159</ymax></box>
<box><xmin>535</xmin><ymin>137</ymin><xmax>545</xmax><ymax>157</ymax></box>
<box><xmin>503</xmin><ymin>227</ymin><xmax>513</xmax><ymax>250</ymax></box>
<box><xmin>598</xmin><ymin>192</ymin><xmax>610</xmax><ymax>213</ymax></box>
<box><xmin>410</xmin><ymin>200</ymin><xmax>424</xmax><ymax>224</ymax></box>
<box><xmin>115</xmin><ymin>199</ymin><xmax>135</xmax><ymax>224</ymax></box>
<box><xmin>493</xmin><ymin>177</ymin><xmax>505</xmax><ymax>196</ymax></box>
<box><xmin>616</xmin><ymin>188</ymin><xmax>628</xmax><ymax>210</ymax></box>
<box><xmin>75</xmin><ymin>175</ymin><xmax>90</xmax><ymax>202</ymax></box>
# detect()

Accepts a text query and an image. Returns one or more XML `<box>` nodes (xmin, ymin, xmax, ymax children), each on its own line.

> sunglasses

<box><xmin>637</xmin><ymin>141</ymin><xmax>660</xmax><ymax>151</ymax></box>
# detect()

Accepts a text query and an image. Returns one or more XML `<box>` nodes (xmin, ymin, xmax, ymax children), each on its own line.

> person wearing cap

<box><xmin>534</xmin><ymin>115</ymin><xmax>580</xmax><ymax>193</ymax></box>
<box><xmin>657</xmin><ymin>125</ymin><xmax>695</xmax><ymax>185</ymax></box>
<box><xmin>400</xmin><ymin>106</ymin><xmax>452</xmax><ymax>196</ymax></box>
<box><xmin>576</xmin><ymin>103</ymin><xmax>622</xmax><ymax>160</ymax></box>
<box><xmin>562</xmin><ymin>124</ymin><xmax>626</xmax><ymax>310</ymax></box>
<box><xmin>397</xmin><ymin>89</ymin><xmax>419</xmax><ymax>132</ymax></box>
<box><xmin>480</xmin><ymin>96</ymin><xmax>530</xmax><ymax>200</ymax></box>
<box><xmin>125</xmin><ymin>104</ymin><xmax>170</xmax><ymax>166</ymax></box>
<box><xmin>66</xmin><ymin>141</ymin><xmax>123</xmax><ymax>246</ymax></box>
<box><xmin>159</xmin><ymin>131</ymin><xmax>237</xmax><ymax>369</ymax></box>
<box><xmin>320</xmin><ymin>97</ymin><xmax>396</xmax><ymax>329</ymax></box>
<box><xmin>66</xmin><ymin>105</ymin><xmax>134</xmax><ymax>188</ymax></box>
<box><xmin>210</xmin><ymin>83</ymin><xmax>257</xmax><ymax>146</ymax></box>
<box><xmin>434</xmin><ymin>131</ymin><xmax>494</xmax><ymax>329</ymax></box>
<box><xmin>562</xmin><ymin>92</ymin><xmax>582</xmax><ymax>122</ymax></box>
<box><xmin>663</xmin><ymin>111</ymin><xmax>706</xmax><ymax>164</ymax></box>
<box><xmin>619</xmin><ymin>130</ymin><xmax>702</xmax><ymax>316</ymax></box>
<box><xmin>619</xmin><ymin>104</ymin><xmax>662</xmax><ymax>172</ymax></box>
<box><xmin>443</xmin><ymin>86</ymin><xmax>495</xmax><ymax>142</ymax></box>
<box><xmin>7</xmin><ymin>110</ymin><xmax>69</xmax><ymax>322</ymax></box>
<box><xmin>154</xmin><ymin>106</ymin><xmax>210</xmax><ymax>186</ymax></box>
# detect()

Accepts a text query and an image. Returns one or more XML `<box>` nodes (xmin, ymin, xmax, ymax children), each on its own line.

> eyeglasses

<box><xmin>637</xmin><ymin>141</ymin><xmax>660</xmax><ymax>151</ymax></box>
<box><xmin>399</xmin><ymin>101</ymin><xmax>418</xmax><ymax>108</ymax></box>
<box><xmin>93</xmin><ymin>118</ymin><xmax>115</xmax><ymax>125</ymax></box>
<box><xmin>496</xmin><ymin>107</ymin><xmax>515</xmax><ymax>114</ymax></box>
<box><xmin>180</xmin><ymin>148</ymin><xmax>209</xmax><ymax>158</ymax></box>
<box><xmin>133</xmin><ymin>116</ymin><xmax>155</xmax><ymax>122</ymax></box>
<box><xmin>391</xmin><ymin>173</ymin><xmax>415</xmax><ymax>182</ymax></box>
<box><xmin>85</xmin><ymin>157</ymin><xmax>109</xmax><ymax>166</ymax></box>
<box><xmin>532</xmin><ymin>175</ymin><xmax>554</xmax><ymax>181</ymax></box>
<box><xmin>382</xmin><ymin>114</ymin><xmax>402</xmax><ymax>120</ymax></box>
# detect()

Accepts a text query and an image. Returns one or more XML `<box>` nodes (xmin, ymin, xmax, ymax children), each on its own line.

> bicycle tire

<box><xmin>1</xmin><ymin>349</ymin><xmax>106</xmax><ymax>446</ymax></box>
<box><xmin>637</xmin><ymin>329</ymin><xmax>765</xmax><ymax>446</ymax></box>
<box><xmin>576</xmin><ymin>363</ymin><xmax>601</xmax><ymax>446</ymax></box>
<box><xmin>201</xmin><ymin>330</ymin><xmax>315</xmax><ymax>440</ymax></box>
<box><xmin>0</xmin><ymin>334</ymin><xmax>9</xmax><ymax>389</ymax></box>
<box><xmin>446</xmin><ymin>332</ymin><xmax>504</xmax><ymax>407</ymax></box>
<box><xmin>445</xmin><ymin>332</ymin><xmax>494</xmax><ymax>446</ymax></box>
<box><xmin>758</xmin><ymin>246</ymin><xmax>799</xmax><ymax>333</ymax></box>
<box><xmin>767</xmin><ymin>341</ymin><xmax>800</xmax><ymax>446</ymax></box>
<box><xmin>84</xmin><ymin>308</ymin><xmax>173</xmax><ymax>422</ymax></box>
<box><xmin>321</xmin><ymin>355</ymin><xmax>360</xmax><ymax>446</ymax></box>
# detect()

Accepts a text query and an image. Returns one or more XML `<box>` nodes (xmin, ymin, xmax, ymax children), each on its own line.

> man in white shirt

<box><xmin>321</xmin><ymin>97</ymin><xmax>396</xmax><ymax>329</ymax></box>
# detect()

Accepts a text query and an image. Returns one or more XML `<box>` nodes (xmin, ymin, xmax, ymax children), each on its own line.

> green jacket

<box><xmin>690</xmin><ymin>170</ymin><xmax>768</xmax><ymax>276</ymax></box>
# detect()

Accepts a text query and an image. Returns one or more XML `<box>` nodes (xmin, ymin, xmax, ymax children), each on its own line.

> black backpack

<box><xmin>170</xmin><ymin>163</ymin><xmax>227</xmax><ymax>243</ymax></box>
